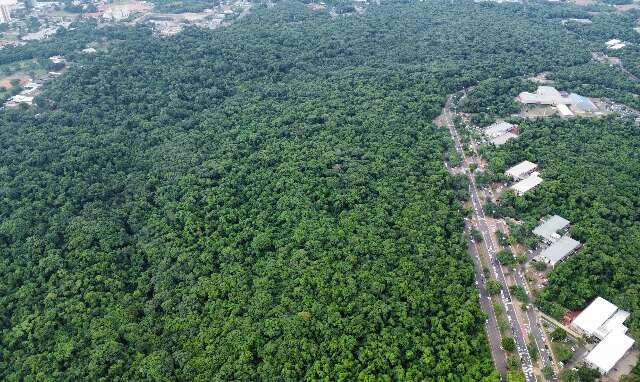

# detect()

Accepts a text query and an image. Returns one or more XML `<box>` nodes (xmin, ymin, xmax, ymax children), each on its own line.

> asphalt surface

<box><xmin>466</xmin><ymin>223</ymin><xmax>508</xmax><ymax>377</ymax></box>
<box><xmin>442</xmin><ymin>94</ymin><xmax>538</xmax><ymax>381</ymax></box>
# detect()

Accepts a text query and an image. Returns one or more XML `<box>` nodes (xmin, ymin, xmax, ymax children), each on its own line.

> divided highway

<box><xmin>441</xmin><ymin>94</ymin><xmax>541</xmax><ymax>381</ymax></box>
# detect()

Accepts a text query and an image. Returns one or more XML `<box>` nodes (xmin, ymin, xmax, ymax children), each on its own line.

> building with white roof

<box><xmin>517</xmin><ymin>86</ymin><xmax>600</xmax><ymax>114</ymax></box>
<box><xmin>484</xmin><ymin>121</ymin><xmax>515</xmax><ymax>138</ymax></box>
<box><xmin>490</xmin><ymin>132</ymin><xmax>518</xmax><ymax>146</ymax></box>
<box><xmin>609</xmin><ymin>43</ymin><xmax>626</xmax><ymax>50</ymax></box>
<box><xmin>533</xmin><ymin>215</ymin><xmax>570</xmax><ymax>243</ymax></box>
<box><xmin>572</xmin><ymin>297</ymin><xmax>622</xmax><ymax>336</ymax></box>
<box><xmin>5</xmin><ymin>94</ymin><xmax>34</xmax><ymax>107</ymax></box>
<box><xmin>571</xmin><ymin>297</ymin><xmax>635</xmax><ymax>374</ymax></box>
<box><xmin>594</xmin><ymin>309</ymin><xmax>630</xmax><ymax>340</ymax></box>
<box><xmin>586</xmin><ymin>328</ymin><xmax>635</xmax><ymax>374</ymax></box>
<box><xmin>505</xmin><ymin>160</ymin><xmax>538</xmax><ymax>180</ymax></box>
<box><xmin>510</xmin><ymin>172</ymin><xmax>543</xmax><ymax>196</ymax></box>
<box><xmin>518</xmin><ymin>86</ymin><xmax>565</xmax><ymax>105</ymax></box>
<box><xmin>557</xmin><ymin>103</ymin><xmax>574</xmax><ymax>117</ymax></box>
<box><xmin>536</xmin><ymin>235</ymin><xmax>581</xmax><ymax>266</ymax></box>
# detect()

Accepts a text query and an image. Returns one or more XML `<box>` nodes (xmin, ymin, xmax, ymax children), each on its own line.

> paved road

<box><xmin>465</xmin><ymin>223</ymin><xmax>508</xmax><ymax>377</ymax></box>
<box><xmin>511</xmin><ymin>256</ymin><xmax>557</xmax><ymax>374</ymax></box>
<box><xmin>442</xmin><ymin>94</ymin><xmax>536</xmax><ymax>381</ymax></box>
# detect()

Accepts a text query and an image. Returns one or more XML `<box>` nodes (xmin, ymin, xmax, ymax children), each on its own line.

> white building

<box><xmin>609</xmin><ymin>43</ymin><xmax>626</xmax><ymax>50</ymax></box>
<box><xmin>536</xmin><ymin>235</ymin><xmax>581</xmax><ymax>267</ymax></box>
<box><xmin>0</xmin><ymin>0</ymin><xmax>16</xmax><ymax>24</ymax></box>
<box><xmin>484</xmin><ymin>121</ymin><xmax>515</xmax><ymax>138</ymax></box>
<box><xmin>517</xmin><ymin>86</ymin><xmax>599</xmax><ymax>114</ymax></box>
<box><xmin>572</xmin><ymin>297</ymin><xmax>635</xmax><ymax>374</ymax></box>
<box><xmin>557</xmin><ymin>103</ymin><xmax>574</xmax><ymax>117</ymax></box>
<box><xmin>586</xmin><ymin>328</ymin><xmax>634</xmax><ymax>374</ymax></box>
<box><xmin>490</xmin><ymin>132</ymin><xmax>518</xmax><ymax>146</ymax></box>
<box><xmin>506</xmin><ymin>160</ymin><xmax>538</xmax><ymax>180</ymax></box>
<box><xmin>533</xmin><ymin>215</ymin><xmax>570</xmax><ymax>243</ymax></box>
<box><xmin>510</xmin><ymin>172</ymin><xmax>543</xmax><ymax>196</ymax></box>
<box><xmin>518</xmin><ymin>86</ymin><xmax>565</xmax><ymax>105</ymax></box>
<box><xmin>572</xmin><ymin>297</ymin><xmax>619</xmax><ymax>336</ymax></box>
<box><xmin>5</xmin><ymin>94</ymin><xmax>34</xmax><ymax>106</ymax></box>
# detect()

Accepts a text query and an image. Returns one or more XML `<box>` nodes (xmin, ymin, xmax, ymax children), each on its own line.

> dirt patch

<box><xmin>306</xmin><ymin>3</ymin><xmax>325</xmax><ymax>10</ymax></box>
<box><xmin>572</xmin><ymin>0</ymin><xmax>597</xmax><ymax>5</ymax></box>
<box><xmin>616</xmin><ymin>3</ymin><xmax>640</xmax><ymax>11</ymax></box>
<box><xmin>520</xmin><ymin>104</ymin><xmax>557</xmax><ymax>118</ymax></box>
<box><xmin>0</xmin><ymin>73</ymin><xmax>31</xmax><ymax>89</ymax></box>
<box><xmin>102</xmin><ymin>0</ymin><xmax>153</xmax><ymax>20</ymax></box>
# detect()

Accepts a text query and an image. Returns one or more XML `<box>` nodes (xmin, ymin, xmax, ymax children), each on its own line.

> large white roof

<box><xmin>572</xmin><ymin>297</ymin><xmax>618</xmax><ymax>336</ymax></box>
<box><xmin>557</xmin><ymin>103</ymin><xmax>574</xmax><ymax>117</ymax></box>
<box><xmin>518</xmin><ymin>86</ymin><xmax>567</xmax><ymax>105</ymax></box>
<box><xmin>586</xmin><ymin>328</ymin><xmax>635</xmax><ymax>374</ymax></box>
<box><xmin>594</xmin><ymin>309</ymin><xmax>630</xmax><ymax>340</ymax></box>
<box><xmin>506</xmin><ymin>160</ymin><xmax>538</xmax><ymax>179</ymax></box>
<box><xmin>484</xmin><ymin>121</ymin><xmax>514</xmax><ymax>138</ymax></box>
<box><xmin>511</xmin><ymin>172</ymin><xmax>543</xmax><ymax>195</ymax></box>
<box><xmin>490</xmin><ymin>132</ymin><xmax>518</xmax><ymax>146</ymax></box>
<box><xmin>533</xmin><ymin>215</ymin><xmax>570</xmax><ymax>242</ymax></box>
<box><xmin>539</xmin><ymin>235</ymin><xmax>581</xmax><ymax>266</ymax></box>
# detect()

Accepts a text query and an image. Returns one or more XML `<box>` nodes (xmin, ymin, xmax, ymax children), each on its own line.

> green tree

<box><xmin>502</xmin><ymin>337</ymin><xmax>517</xmax><ymax>352</ymax></box>
<box><xmin>507</xmin><ymin>355</ymin><xmax>521</xmax><ymax>370</ymax></box>
<box><xmin>542</xmin><ymin>365</ymin><xmax>555</xmax><ymax>380</ymax></box>
<box><xmin>497</xmin><ymin>249</ymin><xmax>516</xmax><ymax>266</ymax></box>
<box><xmin>550</xmin><ymin>327</ymin><xmax>567</xmax><ymax>342</ymax></box>
<box><xmin>487</xmin><ymin>279</ymin><xmax>503</xmax><ymax>296</ymax></box>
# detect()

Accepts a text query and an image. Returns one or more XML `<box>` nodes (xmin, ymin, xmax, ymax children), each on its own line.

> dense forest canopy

<box><xmin>0</xmin><ymin>1</ymin><xmax>605</xmax><ymax>380</ymax></box>
<box><xmin>486</xmin><ymin>116</ymin><xmax>640</xmax><ymax>339</ymax></box>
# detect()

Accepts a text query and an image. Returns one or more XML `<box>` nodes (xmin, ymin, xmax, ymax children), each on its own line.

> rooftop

<box><xmin>533</xmin><ymin>215</ymin><xmax>570</xmax><ymax>242</ymax></box>
<box><xmin>572</xmin><ymin>297</ymin><xmax>618</xmax><ymax>336</ymax></box>
<box><xmin>510</xmin><ymin>172</ymin><xmax>543</xmax><ymax>195</ymax></box>
<box><xmin>595</xmin><ymin>309</ymin><xmax>630</xmax><ymax>340</ymax></box>
<box><xmin>484</xmin><ymin>121</ymin><xmax>514</xmax><ymax>138</ymax></box>
<box><xmin>506</xmin><ymin>160</ymin><xmax>538</xmax><ymax>179</ymax></box>
<box><xmin>586</xmin><ymin>328</ymin><xmax>635</xmax><ymax>374</ymax></box>
<box><xmin>569</xmin><ymin>94</ymin><xmax>598</xmax><ymax>112</ymax></box>
<box><xmin>557</xmin><ymin>103</ymin><xmax>574</xmax><ymax>117</ymax></box>
<box><xmin>539</xmin><ymin>235</ymin><xmax>581</xmax><ymax>265</ymax></box>
<box><xmin>490</xmin><ymin>132</ymin><xmax>518</xmax><ymax>146</ymax></box>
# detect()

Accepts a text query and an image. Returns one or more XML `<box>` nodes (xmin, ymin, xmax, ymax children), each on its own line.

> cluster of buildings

<box><xmin>606</xmin><ymin>39</ymin><xmax>626</xmax><ymax>51</ymax></box>
<box><xmin>571</xmin><ymin>297</ymin><xmax>635</xmax><ymax>374</ymax></box>
<box><xmin>0</xmin><ymin>0</ymin><xmax>16</xmax><ymax>24</ymax></box>
<box><xmin>1</xmin><ymin>55</ymin><xmax>64</xmax><ymax>108</ymax></box>
<box><xmin>505</xmin><ymin>160</ymin><xmax>543</xmax><ymax>196</ymax></box>
<box><xmin>483</xmin><ymin>121</ymin><xmax>519</xmax><ymax>146</ymax></box>
<box><xmin>517</xmin><ymin>86</ymin><xmax>600</xmax><ymax>118</ymax></box>
<box><xmin>531</xmin><ymin>215</ymin><xmax>582</xmax><ymax>267</ymax></box>
<box><xmin>3</xmin><ymin>79</ymin><xmax>39</xmax><ymax>107</ymax></box>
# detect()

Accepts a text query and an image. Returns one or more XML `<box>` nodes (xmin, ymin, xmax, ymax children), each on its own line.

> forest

<box><xmin>485</xmin><ymin>116</ymin><xmax>640</xmax><ymax>342</ymax></box>
<box><xmin>0</xmin><ymin>0</ymin><xmax>605</xmax><ymax>380</ymax></box>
